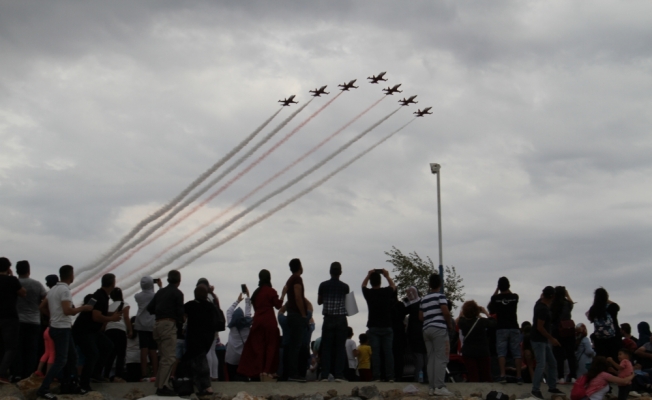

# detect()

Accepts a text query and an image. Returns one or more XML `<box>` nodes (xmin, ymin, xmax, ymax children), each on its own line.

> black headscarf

<box><xmin>251</xmin><ymin>269</ymin><xmax>272</xmax><ymax>303</ymax></box>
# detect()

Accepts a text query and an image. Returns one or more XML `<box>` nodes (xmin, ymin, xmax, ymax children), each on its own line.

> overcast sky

<box><xmin>2</xmin><ymin>1</ymin><xmax>651</xmax><ymax>340</ymax></box>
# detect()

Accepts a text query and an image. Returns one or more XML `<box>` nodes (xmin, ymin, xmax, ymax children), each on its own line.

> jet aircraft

<box><xmin>382</xmin><ymin>84</ymin><xmax>402</xmax><ymax>95</ymax></box>
<box><xmin>367</xmin><ymin>72</ymin><xmax>388</xmax><ymax>84</ymax></box>
<box><xmin>414</xmin><ymin>107</ymin><xmax>433</xmax><ymax>117</ymax></box>
<box><xmin>338</xmin><ymin>79</ymin><xmax>359</xmax><ymax>91</ymax></box>
<box><xmin>399</xmin><ymin>95</ymin><xmax>418</xmax><ymax>106</ymax></box>
<box><xmin>278</xmin><ymin>95</ymin><xmax>298</xmax><ymax>106</ymax></box>
<box><xmin>309</xmin><ymin>86</ymin><xmax>330</xmax><ymax>97</ymax></box>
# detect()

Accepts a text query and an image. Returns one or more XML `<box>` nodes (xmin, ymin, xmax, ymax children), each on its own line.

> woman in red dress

<box><xmin>237</xmin><ymin>269</ymin><xmax>285</xmax><ymax>380</ymax></box>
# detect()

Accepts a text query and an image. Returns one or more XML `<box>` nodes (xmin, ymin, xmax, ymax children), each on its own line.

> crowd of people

<box><xmin>1</xmin><ymin>256</ymin><xmax>651</xmax><ymax>400</ymax></box>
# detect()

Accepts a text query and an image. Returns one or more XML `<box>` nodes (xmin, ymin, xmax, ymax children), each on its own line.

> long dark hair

<box><xmin>550</xmin><ymin>286</ymin><xmax>566</xmax><ymax>322</ymax></box>
<box><xmin>586</xmin><ymin>356</ymin><xmax>609</xmax><ymax>383</ymax></box>
<box><xmin>588</xmin><ymin>288</ymin><xmax>609</xmax><ymax>322</ymax></box>
<box><xmin>251</xmin><ymin>269</ymin><xmax>271</xmax><ymax>303</ymax></box>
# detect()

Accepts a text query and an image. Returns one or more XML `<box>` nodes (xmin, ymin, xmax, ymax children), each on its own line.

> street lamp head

<box><xmin>430</xmin><ymin>163</ymin><xmax>441</xmax><ymax>174</ymax></box>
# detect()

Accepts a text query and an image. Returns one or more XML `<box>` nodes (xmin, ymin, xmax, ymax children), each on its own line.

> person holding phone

<box><xmin>103</xmin><ymin>287</ymin><xmax>133</xmax><ymax>382</ymax></box>
<box><xmin>134</xmin><ymin>276</ymin><xmax>161</xmax><ymax>382</ymax></box>
<box><xmin>225</xmin><ymin>288</ymin><xmax>252</xmax><ymax>381</ymax></box>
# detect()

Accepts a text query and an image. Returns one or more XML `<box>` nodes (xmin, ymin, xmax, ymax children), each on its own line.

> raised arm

<box><xmin>382</xmin><ymin>269</ymin><xmax>396</xmax><ymax>291</ymax></box>
<box><xmin>361</xmin><ymin>269</ymin><xmax>373</xmax><ymax>288</ymax></box>
<box><xmin>244</xmin><ymin>296</ymin><xmax>252</xmax><ymax>317</ymax></box>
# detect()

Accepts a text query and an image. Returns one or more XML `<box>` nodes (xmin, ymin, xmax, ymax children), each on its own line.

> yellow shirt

<box><xmin>357</xmin><ymin>344</ymin><xmax>372</xmax><ymax>369</ymax></box>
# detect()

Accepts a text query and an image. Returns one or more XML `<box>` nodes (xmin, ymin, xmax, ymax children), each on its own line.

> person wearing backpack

<box><xmin>571</xmin><ymin>356</ymin><xmax>634</xmax><ymax>400</ymax></box>
<box><xmin>586</xmin><ymin>288</ymin><xmax>622</xmax><ymax>360</ymax></box>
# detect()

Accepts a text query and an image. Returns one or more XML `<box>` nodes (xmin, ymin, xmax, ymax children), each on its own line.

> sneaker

<box><xmin>531</xmin><ymin>391</ymin><xmax>544</xmax><ymax>400</ymax></box>
<box><xmin>517</xmin><ymin>377</ymin><xmax>523</xmax><ymax>385</ymax></box>
<box><xmin>37</xmin><ymin>391</ymin><xmax>58</xmax><ymax>400</ymax></box>
<box><xmin>435</xmin><ymin>387</ymin><xmax>454</xmax><ymax>396</ymax></box>
<box><xmin>497</xmin><ymin>376</ymin><xmax>507</xmax><ymax>384</ymax></box>
<box><xmin>320</xmin><ymin>378</ymin><xmax>329</xmax><ymax>382</ymax></box>
<box><xmin>557</xmin><ymin>378</ymin><xmax>566</xmax><ymax>385</ymax></box>
<box><xmin>428</xmin><ymin>388</ymin><xmax>435</xmax><ymax>397</ymax></box>
<box><xmin>548</xmin><ymin>388</ymin><xmax>564</xmax><ymax>394</ymax></box>
<box><xmin>630</xmin><ymin>391</ymin><xmax>642</xmax><ymax>398</ymax></box>
<box><xmin>156</xmin><ymin>386</ymin><xmax>178</xmax><ymax>397</ymax></box>
<box><xmin>334</xmin><ymin>378</ymin><xmax>347</xmax><ymax>382</ymax></box>
<box><xmin>570</xmin><ymin>378</ymin><xmax>577</xmax><ymax>384</ymax></box>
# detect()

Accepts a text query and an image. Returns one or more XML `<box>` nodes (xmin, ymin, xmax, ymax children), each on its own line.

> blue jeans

<box><xmin>368</xmin><ymin>327</ymin><xmax>394</xmax><ymax>380</ymax></box>
<box><xmin>39</xmin><ymin>327</ymin><xmax>78</xmax><ymax>392</ymax></box>
<box><xmin>76</xmin><ymin>331</ymin><xmax>113</xmax><ymax>388</ymax></box>
<box><xmin>531</xmin><ymin>341</ymin><xmax>558</xmax><ymax>392</ymax></box>
<box><xmin>320</xmin><ymin>315</ymin><xmax>348</xmax><ymax>380</ymax></box>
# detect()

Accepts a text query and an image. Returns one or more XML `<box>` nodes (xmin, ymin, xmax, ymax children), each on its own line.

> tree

<box><xmin>384</xmin><ymin>246</ymin><xmax>465</xmax><ymax>309</ymax></box>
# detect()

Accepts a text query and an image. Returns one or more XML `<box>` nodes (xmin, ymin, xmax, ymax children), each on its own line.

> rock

<box><xmin>0</xmin><ymin>383</ymin><xmax>26</xmax><ymax>400</ymax></box>
<box><xmin>358</xmin><ymin>386</ymin><xmax>380</xmax><ymax>400</ymax></box>
<box><xmin>400</xmin><ymin>396</ymin><xmax>425</xmax><ymax>400</ymax></box>
<box><xmin>233</xmin><ymin>392</ymin><xmax>268</xmax><ymax>400</ymax></box>
<box><xmin>295</xmin><ymin>394</ymin><xmax>325</xmax><ymax>400</ymax></box>
<box><xmin>453</xmin><ymin>391</ymin><xmax>463</xmax><ymax>398</ymax></box>
<box><xmin>383</xmin><ymin>389</ymin><xmax>404</xmax><ymax>398</ymax></box>
<box><xmin>269</xmin><ymin>396</ymin><xmax>293</xmax><ymax>400</ymax></box>
<box><xmin>122</xmin><ymin>387</ymin><xmax>146</xmax><ymax>400</ymax></box>
<box><xmin>469</xmin><ymin>393</ymin><xmax>483</xmax><ymax>399</ymax></box>
<box><xmin>328</xmin><ymin>390</ymin><xmax>339</xmax><ymax>398</ymax></box>
<box><xmin>351</xmin><ymin>387</ymin><xmax>360</xmax><ymax>397</ymax></box>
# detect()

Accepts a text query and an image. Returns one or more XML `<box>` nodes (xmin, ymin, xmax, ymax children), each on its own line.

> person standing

<box><xmin>72</xmin><ymin>273</ymin><xmax>121</xmax><ymax>392</ymax></box>
<box><xmin>317</xmin><ymin>262</ymin><xmax>350</xmax><ymax>382</ymax></box>
<box><xmin>404</xmin><ymin>287</ymin><xmax>427</xmax><ymax>383</ymax></box>
<box><xmin>285</xmin><ymin>258</ymin><xmax>309</xmax><ymax>382</ymax></box>
<box><xmin>238</xmin><ymin>269</ymin><xmax>284</xmax><ymax>380</ymax></box>
<box><xmin>457</xmin><ymin>300</ymin><xmax>496</xmax><ymax>382</ymax></box>
<box><xmin>419</xmin><ymin>273</ymin><xmax>453</xmax><ymax>396</ymax></box>
<box><xmin>530</xmin><ymin>286</ymin><xmax>564</xmax><ymax>400</ymax></box>
<box><xmin>147</xmin><ymin>270</ymin><xmax>185</xmax><ymax>397</ymax></box>
<box><xmin>13</xmin><ymin>260</ymin><xmax>46</xmax><ymax>381</ymax></box>
<box><xmin>489</xmin><ymin>276</ymin><xmax>522</xmax><ymax>384</ymax></box>
<box><xmin>37</xmin><ymin>265</ymin><xmax>92</xmax><ymax>400</ymax></box>
<box><xmin>344</xmin><ymin>327</ymin><xmax>358</xmax><ymax>382</ymax></box>
<box><xmin>587</xmin><ymin>288</ymin><xmax>622</xmax><ymax>360</ymax></box>
<box><xmin>0</xmin><ymin>257</ymin><xmax>26</xmax><ymax>384</ymax></box>
<box><xmin>362</xmin><ymin>268</ymin><xmax>397</xmax><ymax>382</ymax></box>
<box><xmin>225</xmin><ymin>291</ymin><xmax>252</xmax><ymax>381</ymax></box>
<box><xmin>103</xmin><ymin>287</ymin><xmax>133</xmax><ymax>382</ymax></box>
<box><xmin>550</xmin><ymin>286</ymin><xmax>576</xmax><ymax>384</ymax></box>
<box><xmin>134</xmin><ymin>276</ymin><xmax>160</xmax><ymax>381</ymax></box>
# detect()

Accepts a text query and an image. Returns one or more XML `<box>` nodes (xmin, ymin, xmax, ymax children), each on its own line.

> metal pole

<box><xmin>430</xmin><ymin>163</ymin><xmax>444</xmax><ymax>294</ymax></box>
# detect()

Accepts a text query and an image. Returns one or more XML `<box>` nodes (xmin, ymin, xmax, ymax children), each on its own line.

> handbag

<box><xmin>345</xmin><ymin>291</ymin><xmax>359</xmax><ymax>316</ymax></box>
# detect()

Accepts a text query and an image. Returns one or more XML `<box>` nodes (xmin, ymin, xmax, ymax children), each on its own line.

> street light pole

<box><xmin>430</xmin><ymin>163</ymin><xmax>444</xmax><ymax>293</ymax></box>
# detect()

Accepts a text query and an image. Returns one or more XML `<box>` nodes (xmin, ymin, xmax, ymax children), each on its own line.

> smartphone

<box><xmin>87</xmin><ymin>298</ymin><xmax>97</xmax><ymax>308</ymax></box>
<box><xmin>241</xmin><ymin>284</ymin><xmax>248</xmax><ymax>294</ymax></box>
<box><xmin>116</xmin><ymin>301</ymin><xmax>124</xmax><ymax>312</ymax></box>
<box><xmin>374</xmin><ymin>269</ymin><xmax>384</xmax><ymax>274</ymax></box>
<box><xmin>154</xmin><ymin>278</ymin><xmax>162</xmax><ymax>284</ymax></box>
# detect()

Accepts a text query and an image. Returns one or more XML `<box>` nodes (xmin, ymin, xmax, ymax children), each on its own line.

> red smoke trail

<box><xmin>72</xmin><ymin>93</ymin><xmax>341</xmax><ymax>296</ymax></box>
<box><xmin>121</xmin><ymin>117</ymin><xmax>415</xmax><ymax>297</ymax></box>
<box><xmin>126</xmin><ymin>96</ymin><xmax>386</xmax><ymax>275</ymax></box>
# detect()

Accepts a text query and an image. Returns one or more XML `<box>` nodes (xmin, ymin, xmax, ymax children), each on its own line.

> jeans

<box><xmin>179</xmin><ymin>353</ymin><xmax>211</xmax><ymax>392</ymax></box>
<box><xmin>423</xmin><ymin>327</ymin><xmax>449</xmax><ymax>389</ymax></box>
<box><xmin>319</xmin><ymin>315</ymin><xmax>348</xmax><ymax>380</ymax></box>
<box><xmin>12</xmin><ymin>322</ymin><xmax>41</xmax><ymax>379</ymax></box>
<box><xmin>39</xmin><ymin>327</ymin><xmax>78</xmax><ymax>392</ymax></box>
<box><xmin>286</xmin><ymin>312</ymin><xmax>307</xmax><ymax>379</ymax></box>
<box><xmin>531</xmin><ymin>341</ymin><xmax>558</xmax><ymax>392</ymax></box>
<box><xmin>76</xmin><ymin>331</ymin><xmax>113</xmax><ymax>388</ymax></box>
<box><xmin>368</xmin><ymin>327</ymin><xmax>394</xmax><ymax>381</ymax></box>
<box><xmin>0</xmin><ymin>319</ymin><xmax>20</xmax><ymax>379</ymax></box>
<box><xmin>104</xmin><ymin>329</ymin><xmax>127</xmax><ymax>379</ymax></box>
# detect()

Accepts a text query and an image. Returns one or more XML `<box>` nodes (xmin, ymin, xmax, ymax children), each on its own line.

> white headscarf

<box><xmin>404</xmin><ymin>286</ymin><xmax>421</xmax><ymax>306</ymax></box>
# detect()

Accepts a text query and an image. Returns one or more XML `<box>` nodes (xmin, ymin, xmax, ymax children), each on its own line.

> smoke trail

<box><xmin>118</xmin><ymin>109</ymin><xmax>404</xmax><ymax>293</ymax></box>
<box><xmin>122</xmin><ymin>118</ymin><xmax>415</xmax><ymax>298</ymax></box>
<box><xmin>75</xmin><ymin>108</ymin><xmax>283</xmax><ymax>277</ymax></box>
<box><xmin>72</xmin><ymin>101</ymin><xmax>312</xmax><ymax>291</ymax></box>
<box><xmin>103</xmin><ymin>96</ymin><xmax>386</xmax><ymax>277</ymax></box>
<box><xmin>74</xmin><ymin>94</ymin><xmax>339</xmax><ymax>292</ymax></box>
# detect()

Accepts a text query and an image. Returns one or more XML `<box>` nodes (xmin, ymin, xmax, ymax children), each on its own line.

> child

<box><xmin>584</xmin><ymin>356</ymin><xmax>634</xmax><ymax>400</ymax></box>
<box><xmin>344</xmin><ymin>327</ymin><xmax>358</xmax><ymax>382</ymax></box>
<box><xmin>607</xmin><ymin>349</ymin><xmax>634</xmax><ymax>400</ymax></box>
<box><xmin>357</xmin><ymin>333</ymin><xmax>372</xmax><ymax>382</ymax></box>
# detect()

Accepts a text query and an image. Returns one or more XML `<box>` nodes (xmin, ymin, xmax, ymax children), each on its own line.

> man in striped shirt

<box><xmin>419</xmin><ymin>273</ymin><xmax>453</xmax><ymax>397</ymax></box>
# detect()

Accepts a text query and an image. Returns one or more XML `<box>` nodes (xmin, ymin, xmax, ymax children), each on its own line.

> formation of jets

<box><xmin>277</xmin><ymin>72</ymin><xmax>431</xmax><ymax>117</ymax></box>
<box><xmin>399</xmin><ymin>95</ymin><xmax>418</xmax><ymax>106</ymax></box>
<box><xmin>309</xmin><ymin>86</ymin><xmax>329</xmax><ymax>97</ymax></box>
<box><xmin>414</xmin><ymin>107</ymin><xmax>432</xmax><ymax>117</ymax></box>
<box><xmin>382</xmin><ymin>84</ymin><xmax>402</xmax><ymax>95</ymax></box>
<box><xmin>367</xmin><ymin>72</ymin><xmax>387</xmax><ymax>84</ymax></box>
<box><xmin>338</xmin><ymin>79</ymin><xmax>359</xmax><ymax>91</ymax></box>
<box><xmin>278</xmin><ymin>95</ymin><xmax>298</xmax><ymax>106</ymax></box>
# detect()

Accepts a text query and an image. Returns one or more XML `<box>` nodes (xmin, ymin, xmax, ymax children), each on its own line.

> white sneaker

<box><xmin>428</xmin><ymin>388</ymin><xmax>435</xmax><ymax>397</ymax></box>
<box><xmin>557</xmin><ymin>378</ymin><xmax>566</xmax><ymax>385</ymax></box>
<box><xmin>629</xmin><ymin>391</ymin><xmax>641</xmax><ymax>398</ymax></box>
<box><xmin>435</xmin><ymin>387</ymin><xmax>454</xmax><ymax>396</ymax></box>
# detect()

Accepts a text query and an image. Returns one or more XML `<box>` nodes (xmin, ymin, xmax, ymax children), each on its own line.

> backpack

<box><xmin>593</xmin><ymin>306</ymin><xmax>615</xmax><ymax>339</ymax></box>
<box><xmin>571</xmin><ymin>375</ymin><xmax>588</xmax><ymax>400</ymax></box>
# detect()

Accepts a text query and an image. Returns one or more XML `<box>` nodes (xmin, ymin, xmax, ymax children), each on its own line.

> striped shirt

<box><xmin>420</xmin><ymin>292</ymin><xmax>448</xmax><ymax>330</ymax></box>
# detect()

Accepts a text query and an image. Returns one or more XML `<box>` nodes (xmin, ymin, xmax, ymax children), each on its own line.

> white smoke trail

<box><xmin>77</xmin><ymin>108</ymin><xmax>283</xmax><ymax>277</ymax></box>
<box><xmin>120</xmin><ymin>111</ymin><xmax>408</xmax><ymax>295</ymax></box>
<box><xmin>123</xmin><ymin>119</ymin><xmax>415</xmax><ymax>298</ymax></box>
<box><xmin>73</xmin><ymin>102</ymin><xmax>311</xmax><ymax>288</ymax></box>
